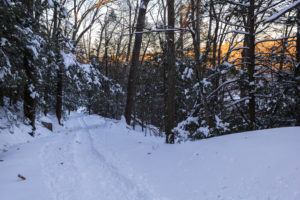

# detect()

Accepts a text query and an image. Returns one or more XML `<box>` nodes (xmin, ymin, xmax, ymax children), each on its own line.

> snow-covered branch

<box><xmin>225</xmin><ymin>97</ymin><xmax>251</xmax><ymax>108</ymax></box>
<box><xmin>225</xmin><ymin>0</ymin><xmax>249</xmax><ymax>7</ymax></box>
<box><xmin>207</xmin><ymin>79</ymin><xmax>237</xmax><ymax>100</ymax></box>
<box><xmin>219</xmin><ymin>20</ymin><xmax>249</xmax><ymax>29</ymax></box>
<box><xmin>123</xmin><ymin>28</ymin><xmax>191</xmax><ymax>35</ymax></box>
<box><xmin>255</xmin><ymin>35</ymin><xmax>296</xmax><ymax>45</ymax></box>
<box><xmin>222</xmin><ymin>30</ymin><xmax>249</xmax><ymax>36</ymax></box>
<box><xmin>254</xmin><ymin>0</ymin><xmax>285</xmax><ymax>17</ymax></box>
<box><xmin>231</xmin><ymin>46</ymin><xmax>249</xmax><ymax>51</ymax></box>
<box><xmin>264</xmin><ymin>0</ymin><xmax>300</xmax><ymax>23</ymax></box>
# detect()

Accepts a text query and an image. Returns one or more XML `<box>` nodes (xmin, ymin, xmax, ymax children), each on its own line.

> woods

<box><xmin>1</xmin><ymin>0</ymin><xmax>299</xmax><ymax>141</ymax></box>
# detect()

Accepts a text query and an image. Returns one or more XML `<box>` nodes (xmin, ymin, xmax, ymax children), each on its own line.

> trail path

<box><xmin>1</xmin><ymin>113</ymin><xmax>299</xmax><ymax>200</ymax></box>
<box><xmin>0</xmin><ymin>114</ymin><xmax>163</xmax><ymax>200</ymax></box>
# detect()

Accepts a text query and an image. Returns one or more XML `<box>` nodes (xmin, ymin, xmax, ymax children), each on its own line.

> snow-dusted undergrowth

<box><xmin>0</xmin><ymin>112</ymin><xmax>299</xmax><ymax>200</ymax></box>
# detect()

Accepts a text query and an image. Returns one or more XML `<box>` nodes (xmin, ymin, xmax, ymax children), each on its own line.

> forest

<box><xmin>1</xmin><ymin>0</ymin><xmax>300</xmax><ymax>143</ymax></box>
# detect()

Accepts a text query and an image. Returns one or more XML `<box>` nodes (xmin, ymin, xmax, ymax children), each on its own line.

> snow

<box><xmin>134</xmin><ymin>28</ymin><xmax>190</xmax><ymax>35</ymax></box>
<box><xmin>61</xmin><ymin>51</ymin><xmax>77</xmax><ymax>69</ymax></box>
<box><xmin>47</xmin><ymin>0</ymin><xmax>54</xmax><ymax>8</ymax></box>
<box><xmin>1</xmin><ymin>38</ymin><xmax>7</xmax><ymax>46</ymax></box>
<box><xmin>81</xmin><ymin>63</ymin><xmax>92</xmax><ymax>73</ymax></box>
<box><xmin>173</xmin><ymin>116</ymin><xmax>199</xmax><ymax>138</ymax></box>
<box><xmin>1</xmin><ymin>52</ymin><xmax>12</xmax><ymax>70</ymax></box>
<box><xmin>182</xmin><ymin>67</ymin><xmax>194</xmax><ymax>79</ymax></box>
<box><xmin>215</xmin><ymin>115</ymin><xmax>229</xmax><ymax>131</ymax></box>
<box><xmin>224</xmin><ymin>30</ymin><xmax>249</xmax><ymax>35</ymax></box>
<box><xmin>1</xmin><ymin>113</ymin><xmax>300</xmax><ymax>200</ymax></box>
<box><xmin>196</xmin><ymin>126</ymin><xmax>210</xmax><ymax>137</ymax></box>
<box><xmin>222</xmin><ymin>61</ymin><xmax>233</xmax><ymax>68</ymax></box>
<box><xmin>265</xmin><ymin>0</ymin><xmax>300</xmax><ymax>23</ymax></box>
<box><xmin>140</xmin><ymin>0</ymin><xmax>147</xmax><ymax>9</ymax></box>
<box><xmin>201</xmin><ymin>78</ymin><xmax>212</xmax><ymax>87</ymax></box>
<box><xmin>226</xmin><ymin>96</ymin><xmax>251</xmax><ymax>108</ymax></box>
<box><xmin>226</xmin><ymin>0</ymin><xmax>249</xmax><ymax>7</ymax></box>
<box><xmin>30</xmin><ymin>91</ymin><xmax>39</xmax><ymax>99</ymax></box>
<box><xmin>0</xmin><ymin>114</ymin><xmax>55</xmax><ymax>151</ymax></box>
<box><xmin>255</xmin><ymin>35</ymin><xmax>296</xmax><ymax>45</ymax></box>
<box><xmin>26</xmin><ymin>45</ymin><xmax>39</xmax><ymax>59</ymax></box>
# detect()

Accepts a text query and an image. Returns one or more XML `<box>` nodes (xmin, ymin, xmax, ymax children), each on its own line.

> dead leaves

<box><xmin>17</xmin><ymin>174</ymin><xmax>26</xmax><ymax>181</ymax></box>
<box><xmin>97</xmin><ymin>0</ymin><xmax>114</xmax><ymax>8</ymax></box>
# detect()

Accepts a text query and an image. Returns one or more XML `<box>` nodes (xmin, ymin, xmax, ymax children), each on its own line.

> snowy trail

<box><xmin>1</xmin><ymin>113</ymin><xmax>300</xmax><ymax>200</ymax></box>
<box><xmin>40</xmin><ymin>114</ymin><xmax>161</xmax><ymax>200</ymax></box>
<box><xmin>41</xmin><ymin>132</ymin><xmax>82</xmax><ymax>200</ymax></box>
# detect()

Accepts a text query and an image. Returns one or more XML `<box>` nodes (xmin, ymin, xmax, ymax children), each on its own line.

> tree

<box><xmin>124</xmin><ymin>0</ymin><xmax>150</xmax><ymax>125</ymax></box>
<box><xmin>296</xmin><ymin>4</ymin><xmax>300</xmax><ymax>126</ymax></box>
<box><xmin>248</xmin><ymin>0</ymin><xmax>256</xmax><ymax>129</ymax></box>
<box><xmin>263</xmin><ymin>0</ymin><xmax>300</xmax><ymax>126</ymax></box>
<box><xmin>166</xmin><ymin>0</ymin><xmax>175</xmax><ymax>143</ymax></box>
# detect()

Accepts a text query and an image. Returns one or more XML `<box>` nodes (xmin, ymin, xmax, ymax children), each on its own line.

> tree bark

<box><xmin>0</xmin><ymin>84</ymin><xmax>3</xmax><ymax>107</ymax></box>
<box><xmin>56</xmin><ymin>63</ymin><xmax>63</xmax><ymax>125</ymax></box>
<box><xmin>21</xmin><ymin>0</ymin><xmax>36</xmax><ymax>135</ymax></box>
<box><xmin>124</xmin><ymin>0</ymin><xmax>150</xmax><ymax>125</ymax></box>
<box><xmin>125</xmin><ymin>1</ymin><xmax>139</xmax><ymax>67</ymax></box>
<box><xmin>53</xmin><ymin>4</ymin><xmax>63</xmax><ymax>125</ymax></box>
<box><xmin>166</xmin><ymin>0</ymin><xmax>175</xmax><ymax>144</ymax></box>
<box><xmin>248</xmin><ymin>0</ymin><xmax>256</xmax><ymax>130</ymax></box>
<box><xmin>22</xmin><ymin>0</ymin><xmax>33</xmax><ymax>16</ymax></box>
<box><xmin>296</xmin><ymin>5</ymin><xmax>300</xmax><ymax>126</ymax></box>
<box><xmin>23</xmin><ymin>52</ymin><xmax>36</xmax><ymax>136</ymax></box>
<box><xmin>115</xmin><ymin>25</ymin><xmax>124</xmax><ymax>67</ymax></box>
<box><xmin>103</xmin><ymin>30</ymin><xmax>109</xmax><ymax>76</ymax></box>
<box><xmin>96</xmin><ymin>23</ymin><xmax>106</xmax><ymax>60</ymax></box>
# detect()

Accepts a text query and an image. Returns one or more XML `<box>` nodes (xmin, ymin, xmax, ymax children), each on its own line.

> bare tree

<box><xmin>70</xmin><ymin>0</ymin><xmax>113</xmax><ymax>48</ymax></box>
<box><xmin>124</xmin><ymin>0</ymin><xmax>139</xmax><ymax>67</ymax></box>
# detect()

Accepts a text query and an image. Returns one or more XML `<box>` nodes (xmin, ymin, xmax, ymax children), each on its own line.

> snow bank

<box><xmin>0</xmin><ymin>109</ymin><xmax>60</xmax><ymax>151</ymax></box>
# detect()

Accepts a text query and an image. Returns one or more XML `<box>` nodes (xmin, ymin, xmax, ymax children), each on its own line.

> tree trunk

<box><xmin>22</xmin><ymin>0</ymin><xmax>33</xmax><ymax>16</ymax></box>
<box><xmin>125</xmin><ymin>33</ymin><xmax>133</xmax><ymax>67</ymax></box>
<box><xmin>56</xmin><ymin>63</ymin><xmax>63</xmax><ymax>125</ymax></box>
<box><xmin>166</xmin><ymin>0</ymin><xmax>175</xmax><ymax>144</ymax></box>
<box><xmin>96</xmin><ymin>12</ymin><xmax>109</xmax><ymax>61</ymax></box>
<box><xmin>21</xmin><ymin>0</ymin><xmax>36</xmax><ymax>135</ymax></box>
<box><xmin>0</xmin><ymin>84</ymin><xmax>3</xmax><ymax>107</ymax></box>
<box><xmin>125</xmin><ymin>1</ymin><xmax>139</xmax><ymax>67</ymax></box>
<box><xmin>103</xmin><ymin>37</ymin><xmax>109</xmax><ymax>76</ymax></box>
<box><xmin>178</xmin><ymin>11</ymin><xmax>184</xmax><ymax>53</ymax></box>
<box><xmin>115</xmin><ymin>28</ymin><xmax>124</xmax><ymax>67</ymax></box>
<box><xmin>53</xmin><ymin>4</ymin><xmax>63</xmax><ymax>125</ymax></box>
<box><xmin>296</xmin><ymin>5</ymin><xmax>300</xmax><ymax>126</ymax></box>
<box><xmin>141</xmin><ymin>37</ymin><xmax>151</xmax><ymax>66</ymax></box>
<box><xmin>43</xmin><ymin>64</ymin><xmax>51</xmax><ymax>116</ymax></box>
<box><xmin>241</xmin><ymin>34</ymin><xmax>248</xmax><ymax>99</ymax></box>
<box><xmin>23</xmin><ymin>52</ymin><xmax>36</xmax><ymax>136</ymax></box>
<box><xmin>248</xmin><ymin>0</ymin><xmax>256</xmax><ymax>130</ymax></box>
<box><xmin>124</xmin><ymin>0</ymin><xmax>150</xmax><ymax>125</ymax></box>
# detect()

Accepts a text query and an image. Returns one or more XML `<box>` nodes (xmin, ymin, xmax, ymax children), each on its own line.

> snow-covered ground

<box><xmin>0</xmin><ymin>113</ymin><xmax>299</xmax><ymax>200</ymax></box>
